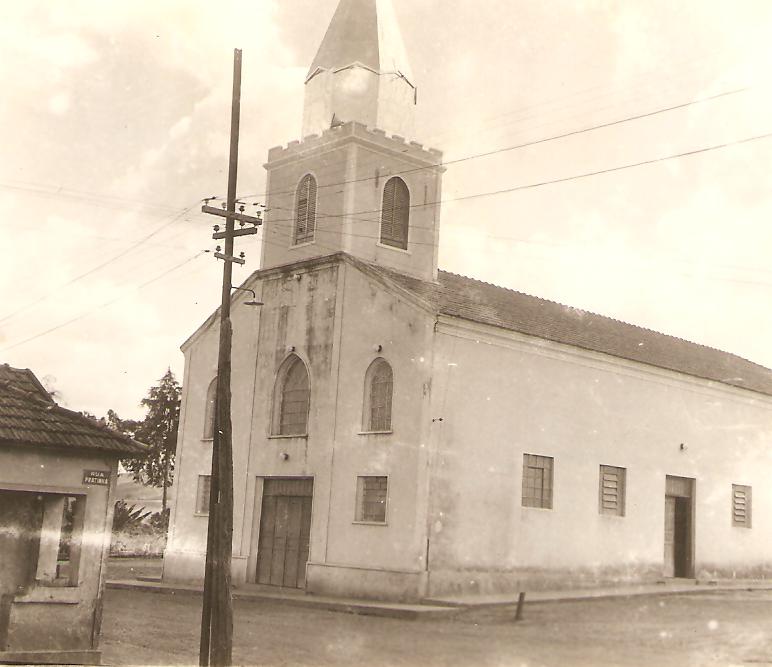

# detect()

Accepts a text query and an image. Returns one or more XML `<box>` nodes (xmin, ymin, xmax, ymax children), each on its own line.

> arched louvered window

<box><xmin>294</xmin><ymin>174</ymin><xmax>317</xmax><ymax>245</ymax></box>
<box><xmin>363</xmin><ymin>358</ymin><xmax>393</xmax><ymax>432</ymax></box>
<box><xmin>274</xmin><ymin>355</ymin><xmax>311</xmax><ymax>436</ymax></box>
<box><xmin>203</xmin><ymin>377</ymin><xmax>217</xmax><ymax>439</ymax></box>
<box><xmin>380</xmin><ymin>177</ymin><xmax>409</xmax><ymax>250</ymax></box>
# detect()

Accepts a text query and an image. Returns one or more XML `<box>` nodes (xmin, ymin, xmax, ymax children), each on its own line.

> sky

<box><xmin>1</xmin><ymin>0</ymin><xmax>771</xmax><ymax>419</ymax></box>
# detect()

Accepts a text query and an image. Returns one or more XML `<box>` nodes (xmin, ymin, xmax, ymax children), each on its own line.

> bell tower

<box><xmin>260</xmin><ymin>0</ymin><xmax>444</xmax><ymax>281</ymax></box>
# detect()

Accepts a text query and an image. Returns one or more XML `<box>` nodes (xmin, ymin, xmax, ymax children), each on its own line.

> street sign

<box><xmin>83</xmin><ymin>469</ymin><xmax>110</xmax><ymax>486</ymax></box>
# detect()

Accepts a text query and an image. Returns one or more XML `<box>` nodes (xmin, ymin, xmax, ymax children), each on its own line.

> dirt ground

<box><xmin>101</xmin><ymin>586</ymin><xmax>772</xmax><ymax>667</ymax></box>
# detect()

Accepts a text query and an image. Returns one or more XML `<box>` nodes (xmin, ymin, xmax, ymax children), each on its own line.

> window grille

<box><xmin>365</xmin><ymin>359</ymin><xmax>393</xmax><ymax>431</ymax></box>
<box><xmin>355</xmin><ymin>476</ymin><xmax>388</xmax><ymax>523</ymax></box>
<box><xmin>203</xmin><ymin>377</ymin><xmax>217</xmax><ymax>439</ymax></box>
<box><xmin>732</xmin><ymin>484</ymin><xmax>752</xmax><ymax>528</ymax></box>
<box><xmin>380</xmin><ymin>177</ymin><xmax>410</xmax><ymax>249</ymax></box>
<box><xmin>521</xmin><ymin>454</ymin><xmax>553</xmax><ymax>509</ymax></box>
<box><xmin>278</xmin><ymin>356</ymin><xmax>310</xmax><ymax>435</ymax></box>
<box><xmin>599</xmin><ymin>465</ymin><xmax>626</xmax><ymax>516</ymax></box>
<box><xmin>294</xmin><ymin>174</ymin><xmax>317</xmax><ymax>245</ymax></box>
<box><xmin>196</xmin><ymin>475</ymin><xmax>211</xmax><ymax>515</ymax></box>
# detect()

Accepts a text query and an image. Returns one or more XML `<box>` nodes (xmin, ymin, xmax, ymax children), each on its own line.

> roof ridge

<box><xmin>437</xmin><ymin>268</ymin><xmax>764</xmax><ymax>367</ymax></box>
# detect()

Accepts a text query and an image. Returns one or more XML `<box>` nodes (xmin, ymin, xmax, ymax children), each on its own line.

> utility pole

<box><xmin>199</xmin><ymin>48</ymin><xmax>262</xmax><ymax>667</ymax></box>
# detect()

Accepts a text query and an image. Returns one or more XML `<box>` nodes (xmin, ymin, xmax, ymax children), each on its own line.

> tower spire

<box><xmin>302</xmin><ymin>0</ymin><xmax>416</xmax><ymax>139</ymax></box>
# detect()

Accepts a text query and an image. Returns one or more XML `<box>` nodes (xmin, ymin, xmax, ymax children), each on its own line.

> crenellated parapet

<box><xmin>266</xmin><ymin>121</ymin><xmax>443</xmax><ymax>170</ymax></box>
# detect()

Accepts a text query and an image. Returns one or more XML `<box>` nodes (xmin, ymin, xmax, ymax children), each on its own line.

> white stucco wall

<box><xmin>426</xmin><ymin>317</ymin><xmax>772</xmax><ymax>595</ymax></box>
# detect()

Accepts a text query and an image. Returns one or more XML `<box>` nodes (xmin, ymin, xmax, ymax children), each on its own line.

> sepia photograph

<box><xmin>1</xmin><ymin>1</ymin><xmax>772</xmax><ymax>665</ymax></box>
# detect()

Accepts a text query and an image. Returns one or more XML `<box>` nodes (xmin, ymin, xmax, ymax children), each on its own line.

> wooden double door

<box><xmin>256</xmin><ymin>478</ymin><xmax>313</xmax><ymax>589</ymax></box>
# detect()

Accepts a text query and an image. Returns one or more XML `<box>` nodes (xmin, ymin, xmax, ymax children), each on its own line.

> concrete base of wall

<box><xmin>696</xmin><ymin>563</ymin><xmax>772</xmax><ymax>581</ymax></box>
<box><xmin>427</xmin><ymin>564</ymin><xmax>665</xmax><ymax>598</ymax></box>
<box><xmin>0</xmin><ymin>649</ymin><xmax>100</xmax><ymax>665</ymax></box>
<box><xmin>162</xmin><ymin>550</ymin><xmax>249</xmax><ymax>585</ymax></box>
<box><xmin>306</xmin><ymin>563</ymin><xmax>428</xmax><ymax>603</ymax></box>
<box><xmin>162</xmin><ymin>549</ymin><xmax>205</xmax><ymax>583</ymax></box>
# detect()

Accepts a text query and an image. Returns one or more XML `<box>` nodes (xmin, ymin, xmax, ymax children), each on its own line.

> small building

<box><xmin>164</xmin><ymin>0</ymin><xmax>772</xmax><ymax>601</ymax></box>
<box><xmin>0</xmin><ymin>364</ymin><xmax>145</xmax><ymax>665</ymax></box>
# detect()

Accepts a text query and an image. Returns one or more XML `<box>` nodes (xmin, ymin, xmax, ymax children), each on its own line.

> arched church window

<box><xmin>363</xmin><ymin>358</ymin><xmax>393</xmax><ymax>432</ymax></box>
<box><xmin>380</xmin><ymin>177</ymin><xmax>410</xmax><ymax>250</ymax></box>
<box><xmin>294</xmin><ymin>174</ymin><xmax>317</xmax><ymax>245</ymax></box>
<box><xmin>273</xmin><ymin>355</ymin><xmax>311</xmax><ymax>436</ymax></box>
<box><xmin>203</xmin><ymin>377</ymin><xmax>217</xmax><ymax>439</ymax></box>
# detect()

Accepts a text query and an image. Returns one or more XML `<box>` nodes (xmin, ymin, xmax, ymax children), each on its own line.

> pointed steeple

<box><xmin>302</xmin><ymin>0</ymin><xmax>416</xmax><ymax>139</ymax></box>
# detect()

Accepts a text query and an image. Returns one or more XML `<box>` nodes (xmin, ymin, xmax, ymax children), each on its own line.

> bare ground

<box><xmin>101</xmin><ymin>587</ymin><xmax>772</xmax><ymax>667</ymax></box>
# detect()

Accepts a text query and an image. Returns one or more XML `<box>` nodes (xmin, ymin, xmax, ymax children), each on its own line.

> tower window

<box><xmin>380</xmin><ymin>177</ymin><xmax>409</xmax><ymax>250</ymax></box>
<box><xmin>294</xmin><ymin>174</ymin><xmax>317</xmax><ymax>245</ymax></box>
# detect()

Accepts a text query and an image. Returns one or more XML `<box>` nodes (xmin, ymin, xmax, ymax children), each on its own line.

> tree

<box><xmin>122</xmin><ymin>369</ymin><xmax>181</xmax><ymax>524</ymax></box>
<box><xmin>106</xmin><ymin>409</ymin><xmax>140</xmax><ymax>440</ymax></box>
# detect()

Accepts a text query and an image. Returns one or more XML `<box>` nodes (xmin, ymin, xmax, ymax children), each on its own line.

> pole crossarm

<box><xmin>202</xmin><ymin>205</ymin><xmax>263</xmax><ymax>226</ymax></box>
<box><xmin>214</xmin><ymin>252</ymin><xmax>246</xmax><ymax>265</ymax></box>
<box><xmin>212</xmin><ymin>227</ymin><xmax>258</xmax><ymax>240</ymax></box>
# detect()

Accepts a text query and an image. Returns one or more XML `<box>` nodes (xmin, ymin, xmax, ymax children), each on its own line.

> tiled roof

<box><xmin>359</xmin><ymin>260</ymin><xmax>772</xmax><ymax>398</ymax></box>
<box><xmin>0</xmin><ymin>364</ymin><xmax>146</xmax><ymax>455</ymax></box>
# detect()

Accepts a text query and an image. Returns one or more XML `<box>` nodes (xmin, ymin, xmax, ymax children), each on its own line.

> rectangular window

<box><xmin>521</xmin><ymin>454</ymin><xmax>553</xmax><ymax>509</ymax></box>
<box><xmin>196</xmin><ymin>475</ymin><xmax>212</xmax><ymax>515</ymax></box>
<box><xmin>355</xmin><ymin>476</ymin><xmax>388</xmax><ymax>523</ymax></box>
<box><xmin>732</xmin><ymin>484</ymin><xmax>751</xmax><ymax>528</ymax></box>
<box><xmin>0</xmin><ymin>490</ymin><xmax>85</xmax><ymax>590</ymax></box>
<box><xmin>599</xmin><ymin>465</ymin><xmax>626</xmax><ymax>516</ymax></box>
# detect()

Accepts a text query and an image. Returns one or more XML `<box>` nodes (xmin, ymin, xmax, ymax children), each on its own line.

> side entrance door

<box><xmin>664</xmin><ymin>475</ymin><xmax>695</xmax><ymax>578</ymax></box>
<box><xmin>256</xmin><ymin>478</ymin><xmax>313</xmax><ymax>589</ymax></box>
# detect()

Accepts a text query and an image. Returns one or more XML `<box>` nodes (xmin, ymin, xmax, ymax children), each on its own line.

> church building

<box><xmin>163</xmin><ymin>0</ymin><xmax>772</xmax><ymax>601</ymax></box>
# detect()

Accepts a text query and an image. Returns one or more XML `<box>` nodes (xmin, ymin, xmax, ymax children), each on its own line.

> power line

<box><xmin>0</xmin><ymin>252</ymin><xmax>205</xmax><ymax>352</ymax></box>
<box><xmin>242</xmin><ymin>128</ymin><xmax>772</xmax><ymax>235</ymax></box>
<box><xmin>0</xmin><ymin>181</ymin><xmax>181</xmax><ymax>215</ymax></box>
<box><xmin>232</xmin><ymin>86</ymin><xmax>752</xmax><ymax>202</ymax></box>
<box><xmin>0</xmin><ymin>201</ymin><xmax>199</xmax><ymax>326</ymax></box>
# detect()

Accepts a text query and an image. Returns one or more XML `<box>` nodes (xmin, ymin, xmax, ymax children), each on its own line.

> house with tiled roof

<box><xmin>164</xmin><ymin>0</ymin><xmax>772</xmax><ymax>601</ymax></box>
<box><xmin>0</xmin><ymin>364</ymin><xmax>144</xmax><ymax>664</ymax></box>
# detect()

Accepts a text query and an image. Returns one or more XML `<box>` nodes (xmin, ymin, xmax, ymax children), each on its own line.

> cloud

<box><xmin>48</xmin><ymin>92</ymin><xmax>71</xmax><ymax>115</ymax></box>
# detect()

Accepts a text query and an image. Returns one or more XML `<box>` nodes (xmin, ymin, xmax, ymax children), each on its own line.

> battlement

<box><xmin>266</xmin><ymin>121</ymin><xmax>443</xmax><ymax>168</ymax></box>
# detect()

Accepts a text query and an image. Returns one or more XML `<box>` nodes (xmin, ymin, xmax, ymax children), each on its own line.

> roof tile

<box><xmin>359</xmin><ymin>260</ymin><xmax>772</xmax><ymax>398</ymax></box>
<box><xmin>0</xmin><ymin>365</ymin><xmax>146</xmax><ymax>456</ymax></box>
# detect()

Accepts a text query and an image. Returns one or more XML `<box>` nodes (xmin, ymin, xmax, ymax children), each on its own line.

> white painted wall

<box><xmin>426</xmin><ymin>318</ymin><xmax>772</xmax><ymax>595</ymax></box>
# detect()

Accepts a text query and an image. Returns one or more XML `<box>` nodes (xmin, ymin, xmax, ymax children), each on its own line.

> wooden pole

<box><xmin>199</xmin><ymin>47</ymin><xmax>241</xmax><ymax>667</ymax></box>
<box><xmin>199</xmin><ymin>403</ymin><xmax>219</xmax><ymax>666</ymax></box>
<box><xmin>514</xmin><ymin>591</ymin><xmax>526</xmax><ymax>622</ymax></box>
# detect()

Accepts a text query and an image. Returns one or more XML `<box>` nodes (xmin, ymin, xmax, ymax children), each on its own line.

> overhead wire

<box><xmin>1</xmin><ymin>251</ymin><xmax>206</xmax><ymax>352</ymax></box>
<box><xmin>0</xmin><ymin>181</ymin><xmax>181</xmax><ymax>216</ymax></box>
<box><xmin>241</xmin><ymin>127</ymin><xmax>772</xmax><ymax>236</ymax></box>
<box><xmin>0</xmin><ymin>201</ymin><xmax>200</xmax><ymax>325</ymax></box>
<box><xmin>231</xmin><ymin>86</ymin><xmax>752</xmax><ymax>203</ymax></box>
